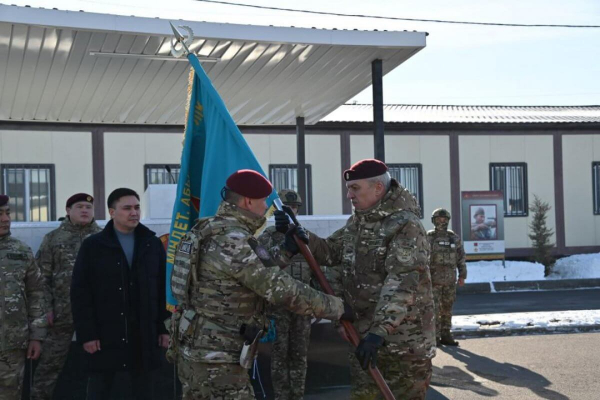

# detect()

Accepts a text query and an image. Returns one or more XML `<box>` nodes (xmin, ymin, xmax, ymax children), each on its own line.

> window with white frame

<box><xmin>490</xmin><ymin>163</ymin><xmax>528</xmax><ymax>217</ymax></box>
<box><xmin>144</xmin><ymin>164</ymin><xmax>181</xmax><ymax>189</ymax></box>
<box><xmin>269</xmin><ymin>164</ymin><xmax>313</xmax><ymax>214</ymax></box>
<box><xmin>1</xmin><ymin>164</ymin><xmax>55</xmax><ymax>222</ymax></box>
<box><xmin>387</xmin><ymin>163</ymin><xmax>424</xmax><ymax>217</ymax></box>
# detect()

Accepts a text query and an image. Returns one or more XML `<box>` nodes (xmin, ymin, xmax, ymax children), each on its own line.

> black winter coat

<box><xmin>71</xmin><ymin>220</ymin><xmax>170</xmax><ymax>372</ymax></box>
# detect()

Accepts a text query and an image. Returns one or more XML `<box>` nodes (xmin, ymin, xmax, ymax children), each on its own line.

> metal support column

<box><xmin>91</xmin><ymin>129</ymin><xmax>106</xmax><ymax>219</ymax></box>
<box><xmin>372</xmin><ymin>59</ymin><xmax>385</xmax><ymax>162</ymax></box>
<box><xmin>296</xmin><ymin>116</ymin><xmax>307</xmax><ymax>215</ymax></box>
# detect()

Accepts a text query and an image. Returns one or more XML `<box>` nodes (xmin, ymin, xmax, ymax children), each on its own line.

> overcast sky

<box><xmin>10</xmin><ymin>0</ymin><xmax>600</xmax><ymax>106</ymax></box>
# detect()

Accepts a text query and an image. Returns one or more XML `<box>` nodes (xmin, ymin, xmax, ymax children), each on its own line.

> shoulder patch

<box><xmin>247</xmin><ymin>237</ymin><xmax>277</xmax><ymax>267</ymax></box>
<box><xmin>178</xmin><ymin>241</ymin><xmax>193</xmax><ymax>255</ymax></box>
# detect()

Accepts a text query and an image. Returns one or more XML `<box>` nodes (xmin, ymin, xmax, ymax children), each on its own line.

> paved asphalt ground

<box><xmin>453</xmin><ymin>288</ymin><xmax>600</xmax><ymax>315</ymax></box>
<box><xmin>307</xmin><ymin>332</ymin><xmax>600</xmax><ymax>400</ymax></box>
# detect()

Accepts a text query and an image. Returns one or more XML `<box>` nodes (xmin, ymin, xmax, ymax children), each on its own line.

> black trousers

<box><xmin>86</xmin><ymin>369</ymin><xmax>155</xmax><ymax>400</ymax></box>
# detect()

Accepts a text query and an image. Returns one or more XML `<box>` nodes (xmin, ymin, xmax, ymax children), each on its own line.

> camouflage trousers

<box><xmin>432</xmin><ymin>284</ymin><xmax>457</xmax><ymax>339</ymax></box>
<box><xmin>0</xmin><ymin>349</ymin><xmax>25</xmax><ymax>400</ymax></box>
<box><xmin>177</xmin><ymin>355</ymin><xmax>255</xmax><ymax>400</ymax></box>
<box><xmin>270</xmin><ymin>309</ymin><xmax>312</xmax><ymax>400</ymax></box>
<box><xmin>349</xmin><ymin>349</ymin><xmax>432</xmax><ymax>400</ymax></box>
<box><xmin>31</xmin><ymin>324</ymin><xmax>73</xmax><ymax>400</ymax></box>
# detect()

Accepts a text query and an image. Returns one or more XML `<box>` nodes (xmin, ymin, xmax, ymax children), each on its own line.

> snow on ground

<box><xmin>467</xmin><ymin>253</ymin><xmax>600</xmax><ymax>283</ymax></box>
<box><xmin>452</xmin><ymin>310</ymin><xmax>600</xmax><ymax>333</ymax></box>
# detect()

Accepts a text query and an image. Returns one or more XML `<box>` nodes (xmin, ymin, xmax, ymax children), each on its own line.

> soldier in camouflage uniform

<box><xmin>170</xmin><ymin>170</ymin><xmax>352</xmax><ymax>400</ymax></box>
<box><xmin>427</xmin><ymin>208</ymin><xmax>466</xmax><ymax>347</ymax></box>
<box><xmin>31</xmin><ymin>193</ymin><xmax>101</xmax><ymax>400</ymax></box>
<box><xmin>258</xmin><ymin>189</ymin><xmax>312</xmax><ymax>400</ymax></box>
<box><xmin>294</xmin><ymin>159</ymin><xmax>436</xmax><ymax>400</ymax></box>
<box><xmin>0</xmin><ymin>195</ymin><xmax>47</xmax><ymax>400</ymax></box>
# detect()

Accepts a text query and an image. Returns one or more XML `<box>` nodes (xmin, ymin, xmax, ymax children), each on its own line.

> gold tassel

<box><xmin>182</xmin><ymin>67</ymin><xmax>195</xmax><ymax>144</ymax></box>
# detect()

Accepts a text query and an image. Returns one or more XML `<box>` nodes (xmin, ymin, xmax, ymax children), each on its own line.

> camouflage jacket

<box><xmin>309</xmin><ymin>179</ymin><xmax>436</xmax><ymax>357</ymax></box>
<box><xmin>427</xmin><ymin>229</ymin><xmax>467</xmax><ymax>286</ymax></box>
<box><xmin>172</xmin><ymin>201</ymin><xmax>343</xmax><ymax>364</ymax></box>
<box><xmin>0</xmin><ymin>233</ymin><xmax>47</xmax><ymax>351</ymax></box>
<box><xmin>36</xmin><ymin>218</ymin><xmax>101</xmax><ymax>326</ymax></box>
<box><xmin>258</xmin><ymin>226</ymin><xmax>312</xmax><ymax>284</ymax></box>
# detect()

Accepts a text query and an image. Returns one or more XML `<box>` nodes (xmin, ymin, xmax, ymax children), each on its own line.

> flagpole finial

<box><xmin>170</xmin><ymin>22</ymin><xmax>194</xmax><ymax>58</ymax></box>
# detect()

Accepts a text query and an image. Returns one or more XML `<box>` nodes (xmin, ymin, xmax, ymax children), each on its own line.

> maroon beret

<box><xmin>66</xmin><ymin>193</ymin><xmax>94</xmax><ymax>208</ymax></box>
<box><xmin>226</xmin><ymin>170</ymin><xmax>273</xmax><ymax>199</ymax></box>
<box><xmin>0</xmin><ymin>195</ymin><xmax>8</xmax><ymax>207</ymax></box>
<box><xmin>344</xmin><ymin>159</ymin><xmax>388</xmax><ymax>181</ymax></box>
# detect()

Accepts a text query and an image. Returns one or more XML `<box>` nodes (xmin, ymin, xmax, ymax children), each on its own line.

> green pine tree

<box><xmin>528</xmin><ymin>195</ymin><xmax>555</xmax><ymax>276</ymax></box>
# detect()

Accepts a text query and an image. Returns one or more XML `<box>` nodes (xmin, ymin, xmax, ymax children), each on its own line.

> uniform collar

<box><xmin>217</xmin><ymin>201</ymin><xmax>266</xmax><ymax>234</ymax></box>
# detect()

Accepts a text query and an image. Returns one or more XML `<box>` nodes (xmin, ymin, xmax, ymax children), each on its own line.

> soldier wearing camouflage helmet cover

<box><xmin>258</xmin><ymin>189</ymin><xmax>313</xmax><ymax>400</ymax></box>
<box><xmin>288</xmin><ymin>159</ymin><xmax>436</xmax><ymax>400</ymax></box>
<box><xmin>31</xmin><ymin>193</ymin><xmax>101</xmax><ymax>400</ymax></box>
<box><xmin>427</xmin><ymin>208</ymin><xmax>466</xmax><ymax>346</ymax></box>
<box><xmin>0</xmin><ymin>195</ymin><xmax>47</xmax><ymax>400</ymax></box>
<box><xmin>171</xmin><ymin>170</ymin><xmax>352</xmax><ymax>400</ymax></box>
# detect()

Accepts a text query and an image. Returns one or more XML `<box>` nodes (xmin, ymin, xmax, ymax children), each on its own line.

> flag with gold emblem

<box><xmin>166</xmin><ymin>53</ymin><xmax>277</xmax><ymax>307</ymax></box>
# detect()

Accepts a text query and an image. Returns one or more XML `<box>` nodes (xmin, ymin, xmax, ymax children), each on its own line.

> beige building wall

<box><xmin>563</xmin><ymin>135</ymin><xmax>600</xmax><ymax>247</ymax></box>
<box><xmin>104</xmin><ymin>132</ymin><xmax>183</xmax><ymax>215</ymax></box>
<box><xmin>0</xmin><ymin>130</ymin><xmax>93</xmax><ymax>220</ymax></box>
<box><xmin>459</xmin><ymin>135</ymin><xmax>555</xmax><ymax>249</ymax></box>
<box><xmin>244</xmin><ymin>134</ymin><xmax>343</xmax><ymax>215</ymax></box>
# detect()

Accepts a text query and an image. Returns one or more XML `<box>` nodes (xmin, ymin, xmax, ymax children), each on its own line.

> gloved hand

<box><xmin>239</xmin><ymin>324</ymin><xmax>263</xmax><ymax>344</ymax></box>
<box><xmin>283</xmin><ymin>226</ymin><xmax>309</xmax><ymax>255</ymax></box>
<box><xmin>340</xmin><ymin>301</ymin><xmax>355</xmax><ymax>322</ymax></box>
<box><xmin>355</xmin><ymin>333</ymin><xmax>384</xmax><ymax>370</ymax></box>
<box><xmin>274</xmin><ymin>210</ymin><xmax>291</xmax><ymax>234</ymax></box>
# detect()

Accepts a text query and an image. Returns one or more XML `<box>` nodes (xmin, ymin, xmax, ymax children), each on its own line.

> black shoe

<box><xmin>440</xmin><ymin>336</ymin><xmax>459</xmax><ymax>346</ymax></box>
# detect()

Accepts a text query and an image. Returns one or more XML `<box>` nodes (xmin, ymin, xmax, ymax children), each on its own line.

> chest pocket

<box><xmin>432</xmin><ymin>239</ymin><xmax>457</xmax><ymax>265</ymax></box>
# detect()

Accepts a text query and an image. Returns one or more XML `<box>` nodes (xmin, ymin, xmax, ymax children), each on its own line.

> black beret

<box><xmin>0</xmin><ymin>195</ymin><xmax>8</xmax><ymax>207</ymax></box>
<box><xmin>226</xmin><ymin>170</ymin><xmax>273</xmax><ymax>199</ymax></box>
<box><xmin>66</xmin><ymin>193</ymin><xmax>94</xmax><ymax>208</ymax></box>
<box><xmin>344</xmin><ymin>159</ymin><xmax>388</xmax><ymax>181</ymax></box>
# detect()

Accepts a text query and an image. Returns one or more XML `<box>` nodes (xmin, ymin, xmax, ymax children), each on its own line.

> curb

<box><xmin>457</xmin><ymin>278</ymin><xmax>600</xmax><ymax>295</ymax></box>
<box><xmin>452</xmin><ymin>324</ymin><xmax>600</xmax><ymax>338</ymax></box>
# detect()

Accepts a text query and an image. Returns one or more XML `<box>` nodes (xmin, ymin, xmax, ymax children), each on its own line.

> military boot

<box><xmin>440</xmin><ymin>332</ymin><xmax>459</xmax><ymax>346</ymax></box>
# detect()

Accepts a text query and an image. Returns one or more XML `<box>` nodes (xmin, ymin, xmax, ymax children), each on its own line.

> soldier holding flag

<box><xmin>170</xmin><ymin>170</ymin><xmax>353</xmax><ymax>400</ymax></box>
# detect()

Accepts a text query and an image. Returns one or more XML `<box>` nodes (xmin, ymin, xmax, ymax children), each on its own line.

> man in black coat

<box><xmin>71</xmin><ymin>188</ymin><xmax>171</xmax><ymax>400</ymax></box>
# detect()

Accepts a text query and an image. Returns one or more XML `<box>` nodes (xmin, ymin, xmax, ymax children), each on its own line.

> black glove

<box><xmin>355</xmin><ymin>333</ymin><xmax>384</xmax><ymax>370</ymax></box>
<box><xmin>340</xmin><ymin>302</ymin><xmax>355</xmax><ymax>322</ymax></box>
<box><xmin>274</xmin><ymin>210</ymin><xmax>290</xmax><ymax>234</ymax></box>
<box><xmin>283</xmin><ymin>226</ymin><xmax>309</xmax><ymax>255</ymax></box>
<box><xmin>239</xmin><ymin>324</ymin><xmax>262</xmax><ymax>343</ymax></box>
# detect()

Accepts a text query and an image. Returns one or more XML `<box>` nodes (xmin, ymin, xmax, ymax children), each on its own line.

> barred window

<box><xmin>1</xmin><ymin>164</ymin><xmax>55</xmax><ymax>222</ymax></box>
<box><xmin>490</xmin><ymin>163</ymin><xmax>528</xmax><ymax>217</ymax></box>
<box><xmin>388</xmin><ymin>164</ymin><xmax>424</xmax><ymax>217</ymax></box>
<box><xmin>593</xmin><ymin>163</ymin><xmax>600</xmax><ymax>214</ymax></box>
<box><xmin>269</xmin><ymin>164</ymin><xmax>313</xmax><ymax>215</ymax></box>
<box><xmin>144</xmin><ymin>164</ymin><xmax>180</xmax><ymax>189</ymax></box>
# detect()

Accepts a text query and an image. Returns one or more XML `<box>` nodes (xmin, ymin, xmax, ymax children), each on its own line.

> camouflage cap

<box><xmin>431</xmin><ymin>208</ymin><xmax>451</xmax><ymax>220</ymax></box>
<box><xmin>474</xmin><ymin>207</ymin><xmax>485</xmax><ymax>217</ymax></box>
<box><xmin>278</xmin><ymin>189</ymin><xmax>302</xmax><ymax>206</ymax></box>
<box><xmin>0</xmin><ymin>194</ymin><xmax>8</xmax><ymax>207</ymax></box>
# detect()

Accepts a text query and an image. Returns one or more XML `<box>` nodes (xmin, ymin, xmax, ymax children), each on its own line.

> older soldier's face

<box><xmin>346</xmin><ymin>179</ymin><xmax>382</xmax><ymax>211</ymax></box>
<box><xmin>0</xmin><ymin>205</ymin><xmax>11</xmax><ymax>236</ymax></box>
<box><xmin>67</xmin><ymin>201</ymin><xmax>94</xmax><ymax>226</ymax></box>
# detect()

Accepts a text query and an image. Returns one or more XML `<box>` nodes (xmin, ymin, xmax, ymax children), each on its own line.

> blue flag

<box><xmin>166</xmin><ymin>53</ymin><xmax>278</xmax><ymax>308</ymax></box>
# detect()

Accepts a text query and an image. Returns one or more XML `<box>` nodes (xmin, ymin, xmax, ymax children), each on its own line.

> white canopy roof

<box><xmin>0</xmin><ymin>4</ymin><xmax>426</xmax><ymax>125</ymax></box>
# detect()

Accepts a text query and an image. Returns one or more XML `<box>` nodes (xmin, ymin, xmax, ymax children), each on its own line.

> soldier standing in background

<box><xmin>32</xmin><ymin>193</ymin><xmax>101</xmax><ymax>400</ymax></box>
<box><xmin>258</xmin><ymin>189</ymin><xmax>312</xmax><ymax>400</ymax></box>
<box><xmin>0</xmin><ymin>195</ymin><xmax>47</xmax><ymax>400</ymax></box>
<box><xmin>171</xmin><ymin>170</ymin><xmax>353</xmax><ymax>400</ymax></box>
<box><xmin>291</xmin><ymin>159</ymin><xmax>436</xmax><ymax>400</ymax></box>
<box><xmin>427</xmin><ymin>208</ymin><xmax>467</xmax><ymax>346</ymax></box>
